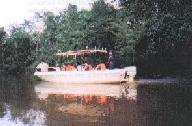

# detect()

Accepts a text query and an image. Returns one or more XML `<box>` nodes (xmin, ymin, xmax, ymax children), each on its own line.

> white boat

<box><xmin>34</xmin><ymin>49</ymin><xmax>136</xmax><ymax>84</ymax></box>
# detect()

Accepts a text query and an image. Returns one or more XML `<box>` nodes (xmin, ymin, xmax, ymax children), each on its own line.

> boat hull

<box><xmin>34</xmin><ymin>66</ymin><xmax>136</xmax><ymax>84</ymax></box>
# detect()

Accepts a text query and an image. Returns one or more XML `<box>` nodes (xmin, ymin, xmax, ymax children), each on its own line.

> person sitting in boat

<box><xmin>65</xmin><ymin>63</ymin><xmax>76</xmax><ymax>71</ymax></box>
<box><xmin>84</xmin><ymin>57</ymin><xmax>94</xmax><ymax>67</ymax></box>
<box><xmin>36</xmin><ymin>59</ymin><xmax>49</xmax><ymax>72</ymax></box>
<box><xmin>96</xmin><ymin>63</ymin><xmax>106</xmax><ymax>70</ymax></box>
<box><xmin>107</xmin><ymin>51</ymin><xmax>114</xmax><ymax>69</ymax></box>
<box><xmin>84</xmin><ymin>63</ymin><xmax>93</xmax><ymax>71</ymax></box>
<box><xmin>61</xmin><ymin>63</ymin><xmax>66</xmax><ymax>71</ymax></box>
<box><xmin>83</xmin><ymin>57</ymin><xmax>93</xmax><ymax>71</ymax></box>
<box><xmin>77</xmin><ymin>62</ymin><xmax>84</xmax><ymax>71</ymax></box>
<box><xmin>55</xmin><ymin>63</ymin><xmax>61</xmax><ymax>71</ymax></box>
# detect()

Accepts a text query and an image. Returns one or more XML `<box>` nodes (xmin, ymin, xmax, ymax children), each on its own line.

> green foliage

<box><xmin>119</xmin><ymin>0</ymin><xmax>192</xmax><ymax>76</ymax></box>
<box><xmin>1</xmin><ymin>0</ymin><xmax>191</xmax><ymax>76</ymax></box>
<box><xmin>37</xmin><ymin>0</ymin><xmax>138</xmax><ymax>67</ymax></box>
<box><xmin>38</xmin><ymin>5</ymin><xmax>90</xmax><ymax>64</ymax></box>
<box><xmin>0</xmin><ymin>28</ymin><xmax>6</xmax><ymax>73</ymax></box>
<box><xmin>1</xmin><ymin>27</ymin><xmax>35</xmax><ymax>74</ymax></box>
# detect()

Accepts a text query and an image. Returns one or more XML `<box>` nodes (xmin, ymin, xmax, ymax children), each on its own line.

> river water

<box><xmin>0</xmin><ymin>77</ymin><xmax>192</xmax><ymax>126</ymax></box>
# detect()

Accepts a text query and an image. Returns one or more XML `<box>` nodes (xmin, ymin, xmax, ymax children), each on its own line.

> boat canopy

<box><xmin>55</xmin><ymin>49</ymin><xmax>107</xmax><ymax>56</ymax></box>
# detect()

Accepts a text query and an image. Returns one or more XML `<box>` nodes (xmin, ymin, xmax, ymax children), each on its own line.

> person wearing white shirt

<box><xmin>36</xmin><ymin>60</ymin><xmax>49</xmax><ymax>72</ymax></box>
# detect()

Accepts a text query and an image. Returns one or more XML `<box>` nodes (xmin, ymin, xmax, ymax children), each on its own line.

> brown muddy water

<box><xmin>0</xmin><ymin>77</ymin><xmax>192</xmax><ymax>126</ymax></box>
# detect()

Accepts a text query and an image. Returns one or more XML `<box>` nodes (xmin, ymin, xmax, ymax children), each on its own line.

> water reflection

<box><xmin>35</xmin><ymin>82</ymin><xmax>137</xmax><ymax>100</ymax></box>
<box><xmin>0</xmin><ymin>77</ymin><xmax>46</xmax><ymax>126</ymax></box>
<box><xmin>34</xmin><ymin>82</ymin><xmax>137</xmax><ymax>126</ymax></box>
<box><xmin>0</xmin><ymin>104</ymin><xmax>45</xmax><ymax>126</ymax></box>
<box><xmin>0</xmin><ymin>77</ymin><xmax>192</xmax><ymax>126</ymax></box>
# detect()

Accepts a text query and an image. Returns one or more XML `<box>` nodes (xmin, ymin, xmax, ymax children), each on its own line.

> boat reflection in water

<box><xmin>35</xmin><ymin>82</ymin><xmax>137</xmax><ymax>125</ymax></box>
<box><xmin>35</xmin><ymin>82</ymin><xmax>137</xmax><ymax>100</ymax></box>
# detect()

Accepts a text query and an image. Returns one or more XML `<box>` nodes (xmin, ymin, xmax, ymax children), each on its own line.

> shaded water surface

<box><xmin>0</xmin><ymin>77</ymin><xmax>192</xmax><ymax>126</ymax></box>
